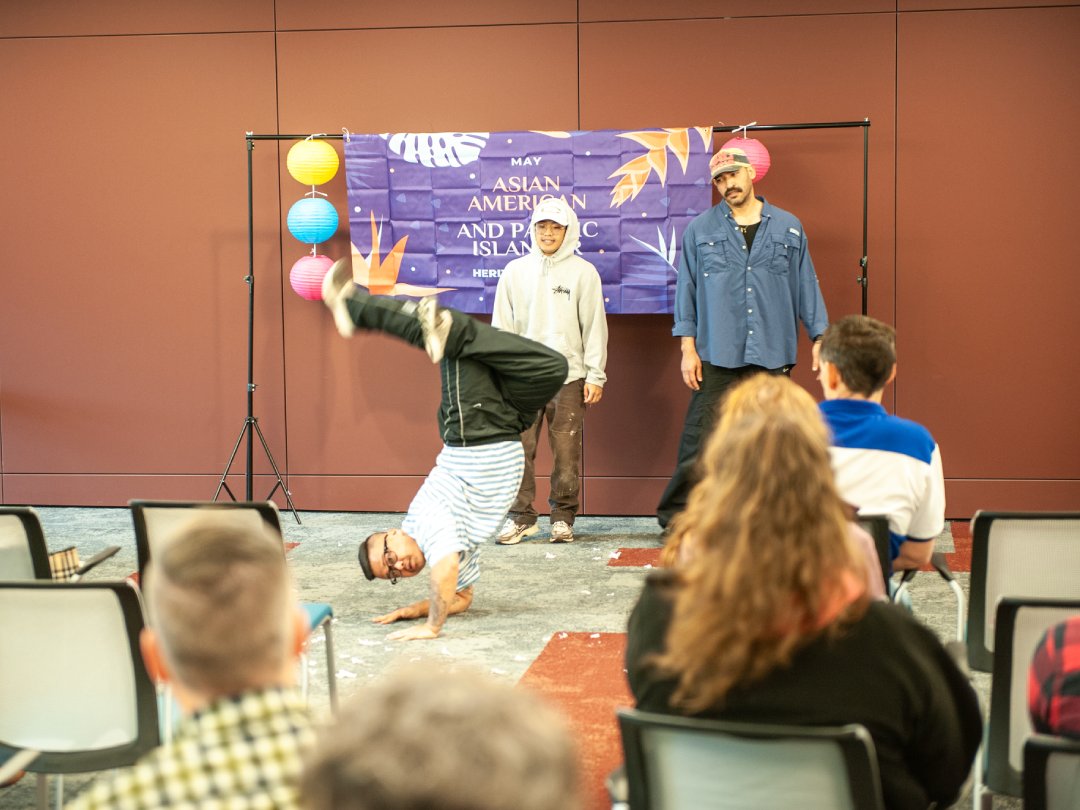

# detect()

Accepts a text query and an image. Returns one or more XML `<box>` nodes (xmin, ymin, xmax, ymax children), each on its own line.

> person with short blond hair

<box><xmin>300</xmin><ymin>665</ymin><xmax>581</xmax><ymax>810</ymax></box>
<box><xmin>67</xmin><ymin>515</ymin><xmax>313</xmax><ymax>810</ymax></box>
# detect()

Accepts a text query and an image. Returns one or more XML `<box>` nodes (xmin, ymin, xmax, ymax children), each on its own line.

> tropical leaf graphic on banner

<box><xmin>630</xmin><ymin>226</ymin><xmax>679</xmax><ymax>271</ymax></box>
<box><xmin>609</xmin><ymin>126</ymin><xmax>714</xmax><ymax>207</ymax></box>
<box><xmin>382</xmin><ymin>132</ymin><xmax>489</xmax><ymax>168</ymax></box>
<box><xmin>351</xmin><ymin>211</ymin><xmax>453</xmax><ymax>297</ymax></box>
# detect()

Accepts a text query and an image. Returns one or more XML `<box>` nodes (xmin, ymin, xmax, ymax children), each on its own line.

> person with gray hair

<box><xmin>300</xmin><ymin>665</ymin><xmax>581</xmax><ymax>810</ymax></box>
<box><xmin>67</xmin><ymin>515</ymin><xmax>314</xmax><ymax>810</ymax></box>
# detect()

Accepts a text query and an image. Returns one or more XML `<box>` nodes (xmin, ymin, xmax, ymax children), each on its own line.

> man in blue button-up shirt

<box><xmin>657</xmin><ymin>148</ymin><xmax>829</xmax><ymax>529</ymax></box>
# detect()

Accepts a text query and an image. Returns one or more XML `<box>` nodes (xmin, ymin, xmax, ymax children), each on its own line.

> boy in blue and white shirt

<box><xmin>817</xmin><ymin>315</ymin><xmax>945</xmax><ymax>572</ymax></box>
<box><xmin>321</xmin><ymin>259</ymin><xmax>567</xmax><ymax>641</ymax></box>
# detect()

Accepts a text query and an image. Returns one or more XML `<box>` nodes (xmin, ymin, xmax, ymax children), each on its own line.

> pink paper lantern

<box><xmin>721</xmin><ymin>136</ymin><xmax>771</xmax><ymax>183</ymax></box>
<box><xmin>289</xmin><ymin>254</ymin><xmax>334</xmax><ymax>301</ymax></box>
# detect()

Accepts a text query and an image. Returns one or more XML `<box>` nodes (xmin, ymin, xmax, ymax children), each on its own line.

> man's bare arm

<box><xmin>893</xmin><ymin>539</ymin><xmax>934</xmax><ymax>571</ymax></box>
<box><xmin>385</xmin><ymin>556</ymin><xmax>470</xmax><ymax>641</ymax></box>
<box><xmin>373</xmin><ymin>587</ymin><xmax>474</xmax><ymax>625</ymax></box>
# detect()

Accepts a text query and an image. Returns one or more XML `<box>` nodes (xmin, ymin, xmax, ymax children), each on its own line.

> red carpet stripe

<box><xmin>518</xmin><ymin>632</ymin><xmax>632</xmax><ymax>810</ymax></box>
<box><xmin>607</xmin><ymin>547</ymin><xmax>661</xmax><ymax>567</ymax></box>
<box><xmin>611</xmin><ymin>521</ymin><xmax>973</xmax><ymax>573</ymax></box>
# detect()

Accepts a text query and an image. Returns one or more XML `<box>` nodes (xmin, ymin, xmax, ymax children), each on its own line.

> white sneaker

<box><xmin>550</xmin><ymin>520</ymin><xmax>574</xmax><ymax>543</ymax></box>
<box><xmin>321</xmin><ymin>257</ymin><xmax>358</xmax><ymax>338</ymax></box>
<box><xmin>416</xmin><ymin>295</ymin><xmax>452</xmax><ymax>363</ymax></box>
<box><xmin>496</xmin><ymin>518</ymin><xmax>539</xmax><ymax>545</ymax></box>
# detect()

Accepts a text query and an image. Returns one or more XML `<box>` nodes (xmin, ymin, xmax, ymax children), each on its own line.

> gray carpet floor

<box><xmin>3</xmin><ymin>509</ymin><xmax>1019</xmax><ymax>809</ymax></box>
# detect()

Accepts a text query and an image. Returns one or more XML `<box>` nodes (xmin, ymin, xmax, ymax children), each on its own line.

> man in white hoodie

<box><xmin>491</xmin><ymin>197</ymin><xmax>608</xmax><ymax>544</ymax></box>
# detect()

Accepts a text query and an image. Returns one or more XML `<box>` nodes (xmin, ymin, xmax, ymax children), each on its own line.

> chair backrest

<box><xmin>616</xmin><ymin>708</ymin><xmax>885</xmax><ymax>810</ymax></box>
<box><xmin>968</xmin><ymin>511</ymin><xmax>1080</xmax><ymax>672</ymax></box>
<box><xmin>984</xmin><ymin>598</ymin><xmax>1080</xmax><ymax>798</ymax></box>
<box><xmin>0</xmin><ymin>580</ymin><xmax>160</xmax><ymax>773</ymax></box>
<box><xmin>1024</xmin><ymin>735</ymin><xmax>1080</xmax><ymax>810</ymax></box>
<box><xmin>129</xmin><ymin>500</ymin><xmax>282</xmax><ymax>579</ymax></box>
<box><xmin>855</xmin><ymin>514</ymin><xmax>891</xmax><ymax>587</ymax></box>
<box><xmin>0</xmin><ymin>506</ymin><xmax>51</xmax><ymax>581</ymax></box>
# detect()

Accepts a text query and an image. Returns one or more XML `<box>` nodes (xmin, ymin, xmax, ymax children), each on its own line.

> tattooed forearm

<box><xmin>428</xmin><ymin>589</ymin><xmax>449</xmax><ymax>629</ymax></box>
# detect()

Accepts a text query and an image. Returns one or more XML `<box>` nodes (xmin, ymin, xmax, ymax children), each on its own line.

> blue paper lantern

<box><xmin>287</xmin><ymin>198</ymin><xmax>338</xmax><ymax>244</ymax></box>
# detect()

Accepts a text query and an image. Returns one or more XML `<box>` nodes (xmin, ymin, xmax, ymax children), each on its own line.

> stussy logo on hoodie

<box><xmin>552</xmin><ymin>285</ymin><xmax>571</xmax><ymax>299</ymax></box>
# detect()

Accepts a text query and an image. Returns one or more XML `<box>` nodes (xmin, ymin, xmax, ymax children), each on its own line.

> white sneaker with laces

<box><xmin>550</xmin><ymin>520</ymin><xmax>574</xmax><ymax>543</ymax></box>
<box><xmin>496</xmin><ymin>518</ymin><xmax>539</xmax><ymax>545</ymax></box>
<box><xmin>321</xmin><ymin>257</ymin><xmax>358</xmax><ymax>338</ymax></box>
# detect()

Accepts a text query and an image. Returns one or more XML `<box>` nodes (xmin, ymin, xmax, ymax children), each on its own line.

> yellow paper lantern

<box><xmin>287</xmin><ymin>139</ymin><xmax>339</xmax><ymax>186</ymax></box>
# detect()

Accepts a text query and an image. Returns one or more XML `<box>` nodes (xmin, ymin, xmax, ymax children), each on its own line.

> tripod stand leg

<box><xmin>214</xmin><ymin>418</ymin><xmax>251</xmax><ymax>501</ymax></box>
<box><xmin>251</xmin><ymin>417</ymin><xmax>301</xmax><ymax>525</ymax></box>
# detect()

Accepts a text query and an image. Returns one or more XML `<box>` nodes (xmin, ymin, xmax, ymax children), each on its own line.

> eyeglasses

<box><xmin>535</xmin><ymin>222</ymin><xmax>566</xmax><ymax>233</ymax></box>
<box><xmin>383</xmin><ymin>535</ymin><xmax>400</xmax><ymax>585</ymax></box>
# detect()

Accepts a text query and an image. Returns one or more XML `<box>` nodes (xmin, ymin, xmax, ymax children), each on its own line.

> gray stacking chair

<box><xmin>616</xmin><ymin>707</ymin><xmax>885</xmax><ymax>810</ymax></box>
<box><xmin>128</xmin><ymin>499</ymin><xmax>337</xmax><ymax>713</ymax></box>
<box><xmin>974</xmin><ymin>597</ymin><xmax>1080</xmax><ymax>809</ymax></box>
<box><xmin>1024</xmin><ymin>735</ymin><xmax>1080</xmax><ymax>810</ymax></box>
<box><xmin>0</xmin><ymin>505</ymin><xmax>118</xmax><ymax>582</ymax></box>
<box><xmin>0</xmin><ymin>580</ymin><xmax>160</xmax><ymax>809</ymax></box>
<box><xmin>856</xmin><ymin>513</ymin><xmax>964</xmax><ymax>639</ymax></box>
<box><xmin>967</xmin><ymin>511</ymin><xmax>1080</xmax><ymax>672</ymax></box>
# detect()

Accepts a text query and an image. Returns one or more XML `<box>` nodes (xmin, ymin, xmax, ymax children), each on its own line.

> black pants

<box><xmin>344</xmin><ymin>294</ymin><xmax>568</xmax><ymax>446</ymax></box>
<box><xmin>656</xmin><ymin>363</ymin><xmax>790</xmax><ymax>529</ymax></box>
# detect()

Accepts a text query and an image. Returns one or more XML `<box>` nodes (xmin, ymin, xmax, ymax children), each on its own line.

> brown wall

<box><xmin>1</xmin><ymin>1</ymin><xmax>1077</xmax><ymax>518</ymax></box>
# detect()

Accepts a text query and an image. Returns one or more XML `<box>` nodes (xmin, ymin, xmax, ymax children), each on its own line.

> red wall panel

<box><xmin>581</xmin><ymin>1</ymin><xmax>891</xmax><ymax>21</ymax></box>
<box><xmin>0</xmin><ymin>33</ymin><xmax>282</xmax><ymax>487</ymax></box>
<box><xmin>897</xmin><ymin>8</ymin><xmax>1080</xmax><ymax>489</ymax></box>
<box><xmin>0</xmin><ymin>0</ymin><xmax>274</xmax><ymax>36</ymax></box>
<box><xmin>275</xmin><ymin>0</ymin><xmax>576</xmax><ymax>30</ymax></box>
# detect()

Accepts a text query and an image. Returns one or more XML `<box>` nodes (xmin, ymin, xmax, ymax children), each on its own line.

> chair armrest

<box><xmin>929</xmin><ymin>551</ymin><xmax>956</xmax><ymax>583</ymax></box>
<box><xmin>897</xmin><ymin>568</ymin><xmax>918</xmax><ymax>585</ymax></box>
<box><xmin>0</xmin><ymin>748</ymin><xmax>40</xmax><ymax>784</ymax></box>
<box><xmin>75</xmin><ymin>545</ymin><xmax>121</xmax><ymax>576</ymax></box>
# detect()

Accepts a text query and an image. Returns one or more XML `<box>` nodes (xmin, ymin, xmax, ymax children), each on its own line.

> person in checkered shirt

<box><xmin>67</xmin><ymin>515</ymin><xmax>315</xmax><ymax>809</ymax></box>
<box><xmin>1029</xmin><ymin>615</ymin><xmax>1080</xmax><ymax>738</ymax></box>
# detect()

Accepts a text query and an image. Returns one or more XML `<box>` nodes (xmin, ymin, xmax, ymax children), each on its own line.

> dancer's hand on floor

<box><xmin>372</xmin><ymin>607</ymin><xmax>415</xmax><ymax>624</ymax></box>
<box><xmin>386</xmin><ymin>624</ymin><xmax>439</xmax><ymax>641</ymax></box>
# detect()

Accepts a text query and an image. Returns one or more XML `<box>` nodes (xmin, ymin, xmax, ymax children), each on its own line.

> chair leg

<box><xmin>323</xmin><ymin>620</ymin><xmax>338</xmax><ymax>713</ymax></box>
<box><xmin>35</xmin><ymin>773</ymin><xmax>47</xmax><ymax>810</ymax></box>
<box><xmin>160</xmin><ymin>684</ymin><xmax>176</xmax><ymax>744</ymax></box>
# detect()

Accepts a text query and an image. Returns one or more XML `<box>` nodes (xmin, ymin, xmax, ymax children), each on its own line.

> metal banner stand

<box><xmin>712</xmin><ymin>119</ymin><xmax>870</xmax><ymax>315</ymax></box>
<box><xmin>213</xmin><ymin>133</ymin><xmax>330</xmax><ymax>524</ymax></box>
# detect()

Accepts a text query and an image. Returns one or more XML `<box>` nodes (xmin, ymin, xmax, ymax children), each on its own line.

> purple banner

<box><xmin>343</xmin><ymin>128</ymin><xmax>713</xmax><ymax>314</ymax></box>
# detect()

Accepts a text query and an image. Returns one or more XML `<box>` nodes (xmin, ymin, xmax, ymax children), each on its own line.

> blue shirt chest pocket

<box><xmin>697</xmin><ymin>234</ymin><xmax>734</xmax><ymax>274</ymax></box>
<box><xmin>767</xmin><ymin>233</ymin><xmax>801</xmax><ymax>275</ymax></box>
